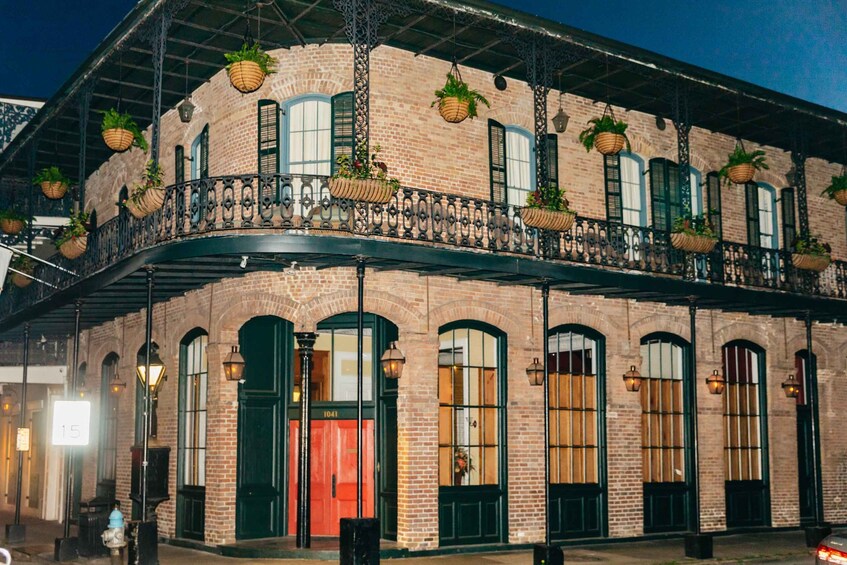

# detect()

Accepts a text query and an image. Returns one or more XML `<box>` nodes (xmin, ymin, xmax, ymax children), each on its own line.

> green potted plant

<box><xmin>54</xmin><ymin>210</ymin><xmax>90</xmax><ymax>260</ymax></box>
<box><xmin>821</xmin><ymin>173</ymin><xmax>847</xmax><ymax>207</ymax></box>
<box><xmin>0</xmin><ymin>209</ymin><xmax>30</xmax><ymax>236</ymax></box>
<box><xmin>719</xmin><ymin>143</ymin><xmax>768</xmax><ymax>185</ymax></box>
<box><xmin>329</xmin><ymin>144</ymin><xmax>401</xmax><ymax>204</ymax></box>
<box><xmin>578</xmin><ymin>107</ymin><xmax>631</xmax><ymax>155</ymax></box>
<box><xmin>101</xmin><ymin>108</ymin><xmax>148</xmax><ymax>153</ymax></box>
<box><xmin>432</xmin><ymin>72</ymin><xmax>490</xmax><ymax>124</ymax></box>
<box><xmin>521</xmin><ymin>183</ymin><xmax>575</xmax><ymax>231</ymax></box>
<box><xmin>224</xmin><ymin>42</ymin><xmax>277</xmax><ymax>93</ymax></box>
<box><xmin>123</xmin><ymin>160</ymin><xmax>165</xmax><ymax>219</ymax></box>
<box><xmin>32</xmin><ymin>166</ymin><xmax>71</xmax><ymax>199</ymax></box>
<box><xmin>792</xmin><ymin>234</ymin><xmax>831</xmax><ymax>272</ymax></box>
<box><xmin>670</xmin><ymin>212</ymin><xmax>717</xmax><ymax>253</ymax></box>
<box><xmin>8</xmin><ymin>255</ymin><xmax>34</xmax><ymax>289</ymax></box>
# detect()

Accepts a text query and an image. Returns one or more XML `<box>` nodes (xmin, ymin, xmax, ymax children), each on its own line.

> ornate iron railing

<box><xmin>2</xmin><ymin>173</ymin><xmax>846</xmax><ymax>320</ymax></box>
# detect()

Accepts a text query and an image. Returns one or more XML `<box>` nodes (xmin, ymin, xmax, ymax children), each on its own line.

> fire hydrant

<box><xmin>101</xmin><ymin>504</ymin><xmax>127</xmax><ymax>565</ymax></box>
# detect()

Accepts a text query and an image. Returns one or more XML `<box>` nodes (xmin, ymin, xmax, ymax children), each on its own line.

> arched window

<box><xmin>620</xmin><ymin>153</ymin><xmax>646</xmax><ymax>227</ymax></box>
<box><xmin>98</xmin><ymin>353</ymin><xmax>120</xmax><ymax>488</ymax></box>
<box><xmin>640</xmin><ymin>333</ymin><xmax>691</xmax><ymax>533</ymax></box>
<box><xmin>745</xmin><ymin>182</ymin><xmax>778</xmax><ymax>249</ymax></box>
<box><xmin>722</xmin><ymin>341</ymin><xmax>769</xmax><ymax>528</ymax></box>
<box><xmin>548</xmin><ymin>326</ymin><xmax>606</xmax><ymax>540</ymax></box>
<box><xmin>177</xmin><ymin>330</ymin><xmax>208</xmax><ymax>540</ymax></box>
<box><xmin>283</xmin><ymin>95</ymin><xmax>332</xmax><ymax>176</ymax></box>
<box><xmin>437</xmin><ymin>322</ymin><xmax>505</xmax><ymax>545</ymax></box>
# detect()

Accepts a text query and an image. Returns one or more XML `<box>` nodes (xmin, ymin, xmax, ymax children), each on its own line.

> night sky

<box><xmin>1</xmin><ymin>0</ymin><xmax>845</xmax><ymax>113</ymax></box>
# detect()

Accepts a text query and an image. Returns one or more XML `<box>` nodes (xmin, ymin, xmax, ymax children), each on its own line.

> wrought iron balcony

<box><xmin>1</xmin><ymin>173</ymin><xmax>845</xmax><ymax>323</ymax></box>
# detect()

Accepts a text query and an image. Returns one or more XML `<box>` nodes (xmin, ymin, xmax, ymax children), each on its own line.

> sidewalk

<box><xmin>0</xmin><ymin>510</ymin><xmax>816</xmax><ymax>564</ymax></box>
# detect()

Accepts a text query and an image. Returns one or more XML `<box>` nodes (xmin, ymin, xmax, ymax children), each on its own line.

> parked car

<box><xmin>817</xmin><ymin>532</ymin><xmax>847</xmax><ymax>564</ymax></box>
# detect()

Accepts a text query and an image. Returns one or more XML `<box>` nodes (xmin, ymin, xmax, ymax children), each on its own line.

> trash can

<box><xmin>78</xmin><ymin>497</ymin><xmax>112</xmax><ymax>557</ymax></box>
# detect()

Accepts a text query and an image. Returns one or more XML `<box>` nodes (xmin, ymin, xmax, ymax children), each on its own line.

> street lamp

<box><xmin>1</xmin><ymin>390</ymin><xmax>17</xmax><ymax>414</ymax></box>
<box><xmin>380</xmin><ymin>341</ymin><xmax>406</xmax><ymax>379</ymax></box>
<box><xmin>782</xmin><ymin>374</ymin><xmax>801</xmax><ymax>399</ymax></box>
<box><xmin>136</xmin><ymin>347</ymin><xmax>167</xmax><ymax>393</ymax></box>
<box><xmin>623</xmin><ymin>365</ymin><xmax>643</xmax><ymax>392</ymax></box>
<box><xmin>223</xmin><ymin>346</ymin><xmax>246</xmax><ymax>381</ymax></box>
<box><xmin>526</xmin><ymin>357</ymin><xmax>544</xmax><ymax>387</ymax></box>
<box><xmin>705</xmin><ymin>369</ymin><xmax>726</xmax><ymax>395</ymax></box>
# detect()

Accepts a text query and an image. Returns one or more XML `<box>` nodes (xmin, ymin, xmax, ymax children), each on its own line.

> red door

<box><xmin>288</xmin><ymin>419</ymin><xmax>374</xmax><ymax>535</ymax></box>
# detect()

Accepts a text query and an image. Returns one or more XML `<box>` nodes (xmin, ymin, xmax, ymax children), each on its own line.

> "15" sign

<box><xmin>52</xmin><ymin>401</ymin><xmax>91</xmax><ymax>446</ymax></box>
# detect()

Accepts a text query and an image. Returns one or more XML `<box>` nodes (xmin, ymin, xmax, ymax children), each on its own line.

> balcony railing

<box><xmin>2</xmin><ymin>173</ymin><xmax>845</xmax><ymax>320</ymax></box>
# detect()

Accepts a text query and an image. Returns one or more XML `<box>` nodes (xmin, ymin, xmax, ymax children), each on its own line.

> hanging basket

<box><xmin>727</xmin><ymin>163</ymin><xmax>755</xmax><ymax>184</ymax></box>
<box><xmin>520</xmin><ymin>208</ymin><xmax>575</xmax><ymax>232</ymax></box>
<box><xmin>10</xmin><ymin>272</ymin><xmax>32</xmax><ymax>289</ymax></box>
<box><xmin>833</xmin><ymin>190</ymin><xmax>847</xmax><ymax>206</ymax></box>
<box><xmin>438</xmin><ymin>97</ymin><xmax>470</xmax><ymax>123</ymax></box>
<box><xmin>228</xmin><ymin>61</ymin><xmax>266</xmax><ymax>93</ymax></box>
<box><xmin>125</xmin><ymin>188</ymin><xmax>165</xmax><ymax>219</ymax></box>
<box><xmin>594</xmin><ymin>132</ymin><xmax>626</xmax><ymax>156</ymax></box>
<box><xmin>58</xmin><ymin>235</ymin><xmax>88</xmax><ymax>260</ymax></box>
<box><xmin>0</xmin><ymin>219</ymin><xmax>24</xmax><ymax>235</ymax></box>
<box><xmin>41</xmin><ymin>181</ymin><xmax>68</xmax><ymax>200</ymax></box>
<box><xmin>102</xmin><ymin>128</ymin><xmax>134</xmax><ymax>152</ymax></box>
<box><xmin>670</xmin><ymin>232</ymin><xmax>717</xmax><ymax>254</ymax></box>
<box><xmin>792</xmin><ymin>253</ymin><xmax>830</xmax><ymax>272</ymax></box>
<box><xmin>328</xmin><ymin>178</ymin><xmax>395</xmax><ymax>204</ymax></box>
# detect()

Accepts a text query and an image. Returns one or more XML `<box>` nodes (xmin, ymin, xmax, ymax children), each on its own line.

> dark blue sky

<box><xmin>1</xmin><ymin>0</ymin><xmax>845</xmax><ymax>113</ymax></box>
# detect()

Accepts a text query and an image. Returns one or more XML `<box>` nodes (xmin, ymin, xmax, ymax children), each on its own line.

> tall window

<box><xmin>504</xmin><ymin>127</ymin><xmax>534</xmax><ymax>207</ymax></box>
<box><xmin>283</xmin><ymin>96</ymin><xmax>332</xmax><ymax>176</ymax></box>
<box><xmin>620</xmin><ymin>153</ymin><xmax>645</xmax><ymax>227</ymax></box>
<box><xmin>746</xmin><ymin>183</ymin><xmax>778</xmax><ymax>249</ymax></box>
<box><xmin>548</xmin><ymin>329</ymin><xmax>600</xmax><ymax>484</ymax></box>
<box><xmin>98</xmin><ymin>353</ymin><xmax>120</xmax><ymax>484</ymax></box>
<box><xmin>640</xmin><ymin>336</ymin><xmax>686</xmax><ymax>483</ymax></box>
<box><xmin>722</xmin><ymin>342</ymin><xmax>764</xmax><ymax>481</ymax></box>
<box><xmin>179</xmin><ymin>332</ymin><xmax>208</xmax><ymax>488</ymax></box>
<box><xmin>438</xmin><ymin>325</ymin><xmax>502</xmax><ymax>486</ymax></box>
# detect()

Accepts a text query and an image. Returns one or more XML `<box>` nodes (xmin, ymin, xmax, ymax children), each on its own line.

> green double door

<box><xmin>235</xmin><ymin>314</ymin><xmax>398</xmax><ymax>541</ymax></box>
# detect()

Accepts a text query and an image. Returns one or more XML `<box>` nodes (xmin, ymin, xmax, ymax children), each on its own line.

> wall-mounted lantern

<box><xmin>223</xmin><ymin>346</ymin><xmax>246</xmax><ymax>382</ymax></box>
<box><xmin>381</xmin><ymin>341</ymin><xmax>406</xmax><ymax>379</ymax></box>
<box><xmin>782</xmin><ymin>374</ymin><xmax>801</xmax><ymax>399</ymax></box>
<box><xmin>623</xmin><ymin>365</ymin><xmax>643</xmax><ymax>392</ymax></box>
<box><xmin>178</xmin><ymin>58</ymin><xmax>195</xmax><ymax>123</ymax></box>
<box><xmin>109</xmin><ymin>374</ymin><xmax>127</xmax><ymax>397</ymax></box>
<box><xmin>705</xmin><ymin>369</ymin><xmax>726</xmax><ymax>395</ymax></box>
<box><xmin>526</xmin><ymin>357</ymin><xmax>544</xmax><ymax>387</ymax></box>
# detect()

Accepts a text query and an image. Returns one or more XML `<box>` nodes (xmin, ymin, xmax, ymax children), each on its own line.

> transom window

<box><xmin>98</xmin><ymin>353</ymin><xmax>120</xmax><ymax>483</ymax></box>
<box><xmin>640</xmin><ymin>337</ymin><xmax>686</xmax><ymax>483</ymax></box>
<box><xmin>294</xmin><ymin>328</ymin><xmax>373</xmax><ymax>402</ymax></box>
<box><xmin>548</xmin><ymin>330</ymin><xmax>599</xmax><ymax>484</ymax></box>
<box><xmin>438</xmin><ymin>326</ymin><xmax>501</xmax><ymax>487</ymax></box>
<box><xmin>504</xmin><ymin>127</ymin><xmax>534</xmax><ymax>207</ymax></box>
<box><xmin>722</xmin><ymin>342</ymin><xmax>763</xmax><ymax>482</ymax></box>
<box><xmin>179</xmin><ymin>333</ymin><xmax>208</xmax><ymax>487</ymax></box>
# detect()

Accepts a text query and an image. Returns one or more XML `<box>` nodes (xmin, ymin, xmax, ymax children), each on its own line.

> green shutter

<box><xmin>331</xmin><ymin>92</ymin><xmax>354</xmax><ymax>174</ymax></box>
<box><xmin>650</xmin><ymin>158</ymin><xmax>668</xmax><ymax>231</ymax></box>
<box><xmin>603</xmin><ymin>154</ymin><xmax>623</xmax><ymax>224</ymax></box>
<box><xmin>706</xmin><ymin>172</ymin><xmax>722</xmax><ymax>239</ymax></box>
<box><xmin>781</xmin><ymin>187</ymin><xmax>796</xmax><ymax>251</ymax></box>
<box><xmin>175</xmin><ymin>145</ymin><xmax>185</xmax><ymax>184</ymax></box>
<box><xmin>488</xmin><ymin>120</ymin><xmax>506</xmax><ymax>203</ymax></box>
<box><xmin>546</xmin><ymin>134</ymin><xmax>558</xmax><ymax>188</ymax></box>
<box><xmin>667</xmin><ymin>161</ymin><xmax>681</xmax><ymax>223</ymax></box>
<box><xmin>200</xmin><ymin>125</ymin><xmax>209</xmax><ymax>178</ymax></box>
<box><xmin>258</xmin><ymin>99</ymin><xmax>280</xmax><ymax>174</ymax></box>
<box><xmin>745</xmin><ymin>182</ymin><xmax>761</xmax><ymax>246</ymax></box>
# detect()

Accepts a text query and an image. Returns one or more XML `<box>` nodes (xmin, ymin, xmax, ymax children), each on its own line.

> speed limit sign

<box><xmin>51</xmin><ymin>400</ymin><xmax>91</xmax><ymax>446</ymax></box>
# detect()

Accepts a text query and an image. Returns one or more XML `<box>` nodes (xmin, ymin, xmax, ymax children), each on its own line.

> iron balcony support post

<box><xmin>356</xmin><ymin>257</ymin><xmax>365</xmax><ymax>518</ymax></box>
<box><xmin>148</xmin><ymin>10</ymin><xmax>171</xmax><ymax>167</ymax></box>
<box><xmin>26</xmin><ymin>142</ymin><xmax>36</xmax><ymax>254</ymax></box>
<box><xmin>673</xmin><ymin>83</ymin><xmax>692</xmax><ymax>213</ymax></box>
<box><xmin>62</xmin><ymin>301</ymin><xmax>83</xmax><ymax>540</ymax></box>
<box><xmin>792</xmin><ymin>148</ymin><xmax>809</xmax><ymax>237</ymax></box>
<box><xmin>14</xmin><ymin>323</ymin><xmax>31</xmax><ymax>525</ymax></box>
<box><xmin>335</xmin><ymin>0</ymin><xmax>375</xmax><ymax>157</ymax></box>
<box><xmin>295</xmin><ymin>332</ymin><xmax>318</xmax><ymax>549</ymax></box>
<box><xmin>76</xmin><ymin>87</ymin><xmax>92</xmax><ymax>209</ymax></box>
<box><xmin>141</xmin><ymin>266</ymin><xmax>154</xmax><ymax>522</ymax></box>
<box><xmin>542</xmin><ymin>283</ymin><xmax>551</xmax><ymax>546</ymax></box>
<box><xmin>527</xmin><ymin>40</ymin><xmax>550</xmax><ymax>193</ymax></box>
<box><xmin>806</xmin><ymin>312</ymin><xmax>825</xmax><ymax>527</ymax></box>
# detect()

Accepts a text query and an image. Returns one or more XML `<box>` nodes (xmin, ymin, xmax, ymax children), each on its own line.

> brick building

<box><xmin>0</xmin><ymin>0</ymin><xmax>846</xmax><ymax>558</ymax></box>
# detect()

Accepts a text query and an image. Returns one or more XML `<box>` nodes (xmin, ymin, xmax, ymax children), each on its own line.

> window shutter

<box><xmin>546</xmin><ymin>134</ymin><xmax>558</xmax><ymax>188</ymax></box>
<box><xmin>258</xmin><ymin>99</ymin><xmax>280</xmax><ymax>175</ymax></box>
<box><xmin>650</xmin><ymin>158</ymin><xmax>669</xmax><ymax>231</ymax></box>
<box><xmin>488</xmin><ymin>120</ymin><xmax>507</xmax><ymax>203</ymax></box>
<box><xmin>706</xmin><ymin>172</ymin><xmax>722</xmax><ymax>239</ymax></box>
<box><xmin>175</xmin><ymin>145</ymin><xmax>185</xmax><ymax>184</ymax></box>
<box><xmin>118</xmin><ymin>186</ymin><xmax>128</xmax><ymax>216</ymax></box>
<box><xmin>200</xmin><ymin>124</ymin><xmax>209</xmax><ymax>178</ymax></box>
<box><xmin>603</xmin><ymin>154</ymin><xmax>623</xmax><ymax>224</ymax></box>
<box><xmin>745</xmin><ymin>182</ymin><xmax>761</xmax><ymax>246</ymax></box>
<box><xmin>667</xmin><ymin>161</ymin><xmax>681</xmax><ymax>223</ymax></box>
<box><xmin>331</xmin><ymin>92</ymin><xmax>354</xmax><ymax>174</ymax></box>
<box><xmin>781</xmin><ymin>187</ymin><xmax>796</xmax><ymax>251</ymax></box>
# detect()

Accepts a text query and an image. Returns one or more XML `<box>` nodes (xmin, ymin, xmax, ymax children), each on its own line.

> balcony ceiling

<box><xmin>1</xmin><ymin>0</ymin><xmax>846</xmax><ymax>184</ymax></box>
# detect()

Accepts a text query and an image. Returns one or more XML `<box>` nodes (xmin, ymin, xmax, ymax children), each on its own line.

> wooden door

<box><xmin>288</xmin><ymin>419</ymin><xmax>374</xmax><ymax>536</ymax></box>
<box><xmin>797</xmin><ymin>405</ymin><xmax>815</xmax><ymax>525</ymax></box>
